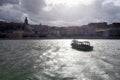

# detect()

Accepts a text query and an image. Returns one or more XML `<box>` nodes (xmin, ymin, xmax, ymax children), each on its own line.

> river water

<box><xmin>0</xmin><ymin>39</ymin><xmax>120</xmax><ymax>80</ymax></box>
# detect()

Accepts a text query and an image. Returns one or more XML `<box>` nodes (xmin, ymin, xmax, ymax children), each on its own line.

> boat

<box><xmin>71</xmin><ymin>40</ymin><xmax>93</xmax><ymax>51</ymax></box>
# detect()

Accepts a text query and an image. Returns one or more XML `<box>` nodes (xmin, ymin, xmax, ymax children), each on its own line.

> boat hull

<box><xmin>71</xmin><ymin>43</ymin><xmax>93</xmax><ymax>51</ymax></box>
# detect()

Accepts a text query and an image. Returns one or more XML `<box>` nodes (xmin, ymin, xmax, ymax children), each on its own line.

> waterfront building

<box><xmin>60</xmin><ymin>27</ymin><xmax>81</xmax><ymax>37</ymax></box>
<box><xmin>6</xmin><ymin>30</ymin><xmax>23</xmax><ymax>38</ymax></box>
<box><xmin>96</xmin><ymin>29</ymin><xmax>109</xmax><ymax>38</ymax></box>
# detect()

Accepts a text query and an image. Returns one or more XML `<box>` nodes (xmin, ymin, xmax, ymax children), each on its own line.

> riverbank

<box><xmin>0</xmin><ymin>36</ymin><xmax>120</xmax><ymax>40</ymax></box>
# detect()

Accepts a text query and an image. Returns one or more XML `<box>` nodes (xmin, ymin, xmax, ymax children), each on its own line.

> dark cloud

<box><xmin>33</xmin><ymin>0</ymin><xmax>120</xmax><ymax>26</ymax></box>
<box><xmin>0</xmin><ymin>0</ymin><xmax>46</xmax><ymax>23</ymax></box>
<box><xmin>21</xmin><ymin>0</ymin><xmax>46</xmax><ymax>14</ymax></box>
<box><xmin>0</xmin><ymin>0</ymin><xmax>120</xmax><ymax>26</ymax></box>
<box><xmin>0</xmin><ymin>4</ymin><xmax>25</xmax><ymax>22</ymax></box>
<box><xmin>90</xmin><ymin>0</ymin><xmax>120</xmax><ymax>23</ymax></box>
<box><xmin>0</xmin><ymin>0</ymin><xmax>19</xmax><ymax>5</ymax></box>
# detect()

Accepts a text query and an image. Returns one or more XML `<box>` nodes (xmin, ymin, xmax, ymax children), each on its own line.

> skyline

<box><xmin>0</xmin><ymin>0</ymin><xmax>120</xmax><ymax>26</ymax></box>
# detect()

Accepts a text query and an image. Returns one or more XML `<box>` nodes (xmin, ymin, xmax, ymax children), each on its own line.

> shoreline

<box><xmin>0</xmin><ymin>37</ymin><xmax>120</xmax><ymax>40</ymax></box>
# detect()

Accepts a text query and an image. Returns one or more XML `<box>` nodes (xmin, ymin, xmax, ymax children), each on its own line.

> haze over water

<box><xmin>0</xmin><ymin>39</ymin><xmax>120</xmax><ymax>80</ymax></box>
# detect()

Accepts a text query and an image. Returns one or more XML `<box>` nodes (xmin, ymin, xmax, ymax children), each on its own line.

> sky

<box><xmin>0</xmin><ymin>0</ymin><xmax>120</xmax><ymax>26</ymax></box>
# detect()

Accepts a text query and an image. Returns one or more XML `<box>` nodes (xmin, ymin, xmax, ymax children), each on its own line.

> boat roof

<box><xmin>72</xmin><ymin>40</ymin><xmax>90</xmax><ymax>44</ymax></box>
<box><xmin>83</xmin><ymin>41</ymin><xmax>90</xmax><ymax>43</ymax></box>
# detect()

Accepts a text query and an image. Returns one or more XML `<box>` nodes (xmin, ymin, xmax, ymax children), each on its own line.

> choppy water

<box><xmin>0</xmin><ymin>39</ymin><xmax>120</xmax><ymax>80</ymax></box>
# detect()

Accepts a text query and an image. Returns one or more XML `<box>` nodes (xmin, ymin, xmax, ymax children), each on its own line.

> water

<box><xmin>0</xmin><ymin>39</ymin><xmax>120</xmax><ymax>80</ymax></box>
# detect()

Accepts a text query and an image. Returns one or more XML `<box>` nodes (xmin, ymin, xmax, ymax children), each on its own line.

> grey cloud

<box><xmin>0</xmin><ymin>0</ymin><xmax>120</xmax><ymax>26</ymax></box>
<box><xmin>0</xmin><ymin>0</ymin><xmax>46</xmax><ymax>23</ymax></box>
<box><xmin>0</xmin><ymin>5</ymin><xmax>25</xmax><ymax>22</ymax></box>
<box><xmin>92</xmin><ymin>0</ymin><xmax>120</xmax><ymax>23</ymax></box>
<box><xmin>0</xmin><ymin>0</ymin><xmax>19</xmax><ymax>5</ymax></box>
<box><xmin>21</xmin><ymin>0</ymin><xmax>46</xmax><ymax>14</ymax></box>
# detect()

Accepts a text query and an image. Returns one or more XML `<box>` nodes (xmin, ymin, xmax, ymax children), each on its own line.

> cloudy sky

<box><xmin>0</xmin><ymin>0</ymin><xmax>120</xmax><ymax>26</ymax></box>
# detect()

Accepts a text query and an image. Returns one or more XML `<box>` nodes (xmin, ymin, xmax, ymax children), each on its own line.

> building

<box><xmin>80</xmin><ymin>25</ymin><xmax>96</xmax><ymax>36</ymax></box>
<box><xmin>48</xmin><ymin>27</ymin><xmax>61</xmax><ymax>37</ymax></box>
<box><xmin>60</xmin><ymin>27</ymin><xmax>81</xmax><ymax>37</ymax></box>
<box><xmin>109</xmin><ymin>23</ymin><xmax>120</xmax><ymax>38</ymax></box>
<box><xmin>22</xmin><ymin>17</ymin><xmax>36</xmax><ymax>38</ymax></box>
<box><xmin>6</xmin><ymin>30</ymin><xmax>23</xmax><ymax>38</ymax></box>
<box><xmin>96</xmin><ymin>29</ymin><xmax>109</xmax><ymax>38</ymax></box>
<box><xmin>32</xmin><ymin>24</ymin><xmax>49</xmax><ymax>37</ymax></box>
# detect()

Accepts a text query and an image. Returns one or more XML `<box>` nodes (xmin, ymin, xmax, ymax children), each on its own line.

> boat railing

<box><xmin>72</xmin><ymin>40</ymin><xmax>91</xmax><ymax>46</ymax></box>
<box><xmin>76</xmin><ymin>41</ymin><xmax>90</xmax><ymax>46</ymax></box>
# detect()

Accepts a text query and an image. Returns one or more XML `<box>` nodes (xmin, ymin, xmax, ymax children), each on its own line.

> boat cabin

<box><xmin>72</xmin><ymin>40</ymin><xmax>91</xmax><ymax>46</ymax></box>
<box><xmin>71</xmin><ymin>40</ymin><xmax>93</xmax><ymax>51</ymax></box>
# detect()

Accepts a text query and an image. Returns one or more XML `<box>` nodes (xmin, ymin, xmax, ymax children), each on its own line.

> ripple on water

<box><xmin>0</xmin><ymin>40</ymin><xmax>120</xmax><ymax>80</ymax></box>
